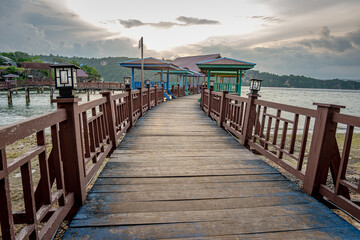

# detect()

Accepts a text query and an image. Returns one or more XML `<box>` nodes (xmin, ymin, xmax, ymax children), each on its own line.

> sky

<box><xmin>1</xmin><ymin>0</ymin><xmax>360</xmax><ymax>79</ymax></box>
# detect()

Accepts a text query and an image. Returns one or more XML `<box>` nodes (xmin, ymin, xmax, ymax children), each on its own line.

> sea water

<box><xmin>0</xmin><ymin>87</ymin><xmax>359</xmax><ymax>127</ymax></box>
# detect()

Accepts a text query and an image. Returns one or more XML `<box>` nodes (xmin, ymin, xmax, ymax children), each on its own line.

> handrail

<box><xmin>200</xmin><ymin>87</ymin><xmax>360</xmax><ymax>220</ymax></box>
<box><xmin>0</xmin><ymin>84</ymin><xmax>173</xmax><ymax>239</ymax></box>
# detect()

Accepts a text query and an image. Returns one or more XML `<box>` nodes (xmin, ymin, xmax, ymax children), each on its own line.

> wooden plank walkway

<box><xmin>63</xmin><ymin>95</ymin><xmax>360</xmax><ymax>239</ymax></box>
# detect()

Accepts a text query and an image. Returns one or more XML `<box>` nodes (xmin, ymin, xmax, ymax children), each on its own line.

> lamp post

<box><xmin>124</xmin><ymin>76</ymin><xmax>131</xmax><ymax>89</ymax></box>
<box><xmin>50</xmin><ymin>64</ymin><xmax>80</xmax><ymax>98</ymax></box>
<box><xmin>249</xmin><ymin>78</ymin><xmax>263</xmax><ymax>95</ymax></box>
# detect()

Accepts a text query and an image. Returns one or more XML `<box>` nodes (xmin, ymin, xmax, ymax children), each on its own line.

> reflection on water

<box><xmin>0</xmin><ymin>87</ymin><xmax>359</xmax><ymax>127</ymax></box>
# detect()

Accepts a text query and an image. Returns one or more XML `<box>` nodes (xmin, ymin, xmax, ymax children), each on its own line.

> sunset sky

<box><xmin>1</xmin><ymin>0</ymin><xmax>360</xmax><ymax>79</ymax></box>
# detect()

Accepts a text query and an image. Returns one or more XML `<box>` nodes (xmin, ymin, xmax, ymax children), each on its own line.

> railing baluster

<box><xmin>37</xmin><ymin>130</ymin><xmax>51</xmax><ymax>205</ymax></box>
<box><xmin>289</xmin><ymin>114</ymin><xmax>299</xmax><ymax>154</ymax></box>
<box><xmin>0</xmin><ymin>147</ymin><xmax>15</xmax><ymax>240</ymax></box>
<box><xmin>297</xmin><ymin>116</ymin><xmax>310</xmax><ymax>171</ymax></box>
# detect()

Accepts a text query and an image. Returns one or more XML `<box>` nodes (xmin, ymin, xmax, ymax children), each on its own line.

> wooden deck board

<box><xmin>63</xmin><ymin>94</ymin><xmax>360</xmax><ymax>239</ymax></box>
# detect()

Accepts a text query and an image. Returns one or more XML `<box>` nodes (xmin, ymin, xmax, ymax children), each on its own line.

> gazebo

<box><xmin>119</xmin><ymin>57</ymin><xmax>181</xmax><ymax>91</ymax></box>
<box><xmin>197</xmin><ymin>57</ymin><xmax>256</xmax><ymax>95</ymax></box>
<box><xmin>3</xmin><ymin>74</ymin><xmax>19</xmax><ymax>86</ymax></box>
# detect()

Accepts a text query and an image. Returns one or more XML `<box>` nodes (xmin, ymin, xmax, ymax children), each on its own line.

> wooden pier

<box><xmin>1</xmin><ymin>86</ymin><xmax>360</xmax><ymax>239</ymax></box>
<box><xmin>63</xmin><ymin>95</ymin><xmax>360</xmax><ymax>239</ymax></box>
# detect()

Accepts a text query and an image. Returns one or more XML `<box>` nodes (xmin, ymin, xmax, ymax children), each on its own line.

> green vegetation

<box><xmin>244</xmin><ymin>70</ymin><xmax>360</xmax><ymax>90</ymax></box>
<box><xmin>2</xmin><ymin>51</ymin><xmax>360</xmax><ymax>88</ymax></box>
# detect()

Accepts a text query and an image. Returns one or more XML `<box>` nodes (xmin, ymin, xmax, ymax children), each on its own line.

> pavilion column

<box><xmin>131</xmin><ymin>68</ymin><xmax>135</xmax><ymax>90</ymax></box>
<box><xmin>167</xmin><ymin>70</ymin><xmax>170</xmax><ymax>91</ymax></box>
<box><xmin>207</xmin><ymin>71</ymin><xmax>211</xmax><ymax>89</ymax></box>
<box><xmin>239</xmin><ymin>70</ymin><xmax>243</xmax><ymax>96</ymax></box>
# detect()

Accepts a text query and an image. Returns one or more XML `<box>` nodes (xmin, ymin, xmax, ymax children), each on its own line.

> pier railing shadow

<box><xmin>201</xmin><ymin>87</ymin><xmax>360</xmax><ymax>221</ymax></box>
<box><xmin>0</xmin><ymin>84</ymin><xmax>173</xmax><ymax>239</ymax></box>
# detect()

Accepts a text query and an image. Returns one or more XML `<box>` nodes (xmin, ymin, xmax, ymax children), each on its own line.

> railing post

<box><xmin>137</xmin><ymin>87</ymin><xmax>143</xmax><ymax>117</ymax></box>
<box><xmin>101</xmin><ymin>92</ymin><xmax>117</xmax><ymax>152</ymax></box>
<box><xmin>303</xmin><ymin>103</ymin><xmax>345</xmax><ymax>197</ymax></box>
<box><xmin>162</xmin><ymin>84</ymin><xmax>165</xmax><ymax>102</ymax></box>
<box><xmin>200</xmin><ymin>86</ymin><xmax>205</xmax><ymax>110</ymax></box>
<box><xmin>242</xmin><ymin>94</ymin><xmax>258</xmax><ymax>147</ymax></box>
<box><xmin>207</xmin><ymin>85</ymin><xmax>213</xmax><ymax>117</ymax></box>
<box><xmin>147</xmin><ymin>84</ymin><xmax>151</xmax><ymax>110</ymax></box>
<box><xmin>154</xmin><ymin>86</ymin><xmax>158</xmax><ymax>106</ymax></box>
<box><xmin>126</xmin><ymin>87</ymin><xmax>134</xmax><ymax>129</ymax></box>
<box><xmin>218</xmin><ymin>91</ymin><xmax>229</xmax><ymax>127</ymax></box>
<box><xmin>54</xmin><ymin>98</ymin><xmax>86</xmax><ymax>207</ymax></box>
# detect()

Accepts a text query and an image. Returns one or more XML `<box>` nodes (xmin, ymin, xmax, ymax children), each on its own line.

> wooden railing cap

<box><xmin>313</xmin><ymin>102</ymin><xmax>346</xmax><ymax>109</ymax></box>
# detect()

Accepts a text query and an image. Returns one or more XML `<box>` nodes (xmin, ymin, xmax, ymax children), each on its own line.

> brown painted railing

<box><xmin>171</xmin><ymin>84</ymin><xmax>186</xmax><ymax>98</ymax></box>
<box><xmin>201</xmin><ymin>87</ymin><xmax>360</xmax><ymax>220</ymax></box>
<box><xmin>0</xmin><ymin>85</ymin><xmax>169</xmax><ymax>239</ymax></box>
<box><xmin>0</xmin><ymin>79</ymin><xmax>123</xmax><ymax>90</ymax></box>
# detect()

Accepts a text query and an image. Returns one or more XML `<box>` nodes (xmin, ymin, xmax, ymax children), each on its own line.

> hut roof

<box><xmin>172</xmin><ymin>54</ymin><xmax>221</xmax><ymax>73</ymax></box>
<box><xmin>77</xmin><ymin>69</ymin><xmax>88</xmax><ymax>78</ymax></box>
<box><xmin>119</xmin><ymin>57</ymin><xmax>180</xmax><ymax>71</ymax></box>
<box><xmin>197</xmin><ymin>57</ymin><xmax>256</xmax><ymax>72</ymax></box>
<box><xmin>4</xmin><ymin>74</ymin><xmax>19</xmax><ymax>78</ymax></box>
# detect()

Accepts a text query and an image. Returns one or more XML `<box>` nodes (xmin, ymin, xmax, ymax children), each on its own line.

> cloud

<box><xmin>299</xmin><ymin>26</ymin><xmax>357</xmax><ymax>52</ymax></box>
<box><xmin>118</xmin><ymin>16</ymin><xmax>220</xmax><ymax>29</ymax></box>
<box><xmin>119</xmin><ymin>19</ymin><xmax>145</xmax><ymax>28</ymax></box>
<box><xmin>176</xmin><ymin>16</ymin><xmax>220</xmax><ymax>25</ymax></box>
<box><xmin>166</xmin><ymin>26</ymin><xmax>360</xmax><ymax>79</ymax></box>
<box><xmin>249</xmin><ymin>16</ymin><xmax>284</xmax><ymax>23</ymax></box>
<box><xmin>0</xmin><ymin>0</ymin><xmax>139</xmax><ymax>57</ymax></box>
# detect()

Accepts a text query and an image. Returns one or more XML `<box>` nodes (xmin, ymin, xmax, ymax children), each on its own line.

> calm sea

<box><xmin>0</xmin><ymin>87</ymin><xmax>359</xmax><ymax>127</ymax></box>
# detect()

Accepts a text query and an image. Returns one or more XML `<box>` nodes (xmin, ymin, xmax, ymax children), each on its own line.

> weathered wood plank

<box><xmin>63</xmin><ymin>95</ymin><xmax>360</xmax><ymax>239</ymax></box>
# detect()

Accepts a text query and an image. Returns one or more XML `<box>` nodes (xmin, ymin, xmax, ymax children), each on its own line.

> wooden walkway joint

<box><xmin>63</xmin><ymin>95</ymin><xmax>360</xmax><ymax>239</ymax></box>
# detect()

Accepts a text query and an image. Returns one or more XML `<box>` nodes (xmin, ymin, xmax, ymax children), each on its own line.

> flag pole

<box><xmin>140</xmin><ymin>37</ymin><xmax>144</xmax><ymax>88</ymax></box>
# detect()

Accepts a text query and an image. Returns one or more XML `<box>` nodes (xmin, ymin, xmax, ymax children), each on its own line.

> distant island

<box><xmin>1</xmin><ymin>52</ymin><xmax>359</xmax><ymax>90</ymax></box>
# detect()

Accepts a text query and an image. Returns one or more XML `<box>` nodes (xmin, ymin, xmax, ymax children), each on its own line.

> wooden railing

<box><xmin>171</xmin><ymin>84</ymin><xmax>186</xmax><ymax>98</ymax></box>
<box><xmin>0</xmin><ymin>85</ymin><xmax>169</xmax><ymax>239</ymax></box>
<box><xmin>201</xmin><ymin>87</ymin><xmax>360</xmax><ymax>220</ymax></box>
<box><xmin>0</xmin><ymin>79</ymin><xmax>123</xmax><ymax>90</ymax></box>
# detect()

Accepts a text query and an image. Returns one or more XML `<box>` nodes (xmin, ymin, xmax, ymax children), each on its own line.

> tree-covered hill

<box><xmin>1</xmin><ymin>52</ymin><xmax>359</xmax><ymax>90</ymax></box>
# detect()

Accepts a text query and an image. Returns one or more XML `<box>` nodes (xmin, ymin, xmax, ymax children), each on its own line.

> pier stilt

<box><xmin>50</xmin><ymin>88</ymin><xmax>54</xmax><ymax>101</ymax></box>
<box><xmin>7</xmin><ymin>90</ymin><xmax>12</xmax><ymax>105</ymax></box>
<box><xmin>87</xmin><ymin>90</ymin><xmax>90</xmax><ymax>101</ymax></box>
<box><xmin>25</xmin><ymin>88</ymin><xmax>30</xmax><ymax>104</ymax></box>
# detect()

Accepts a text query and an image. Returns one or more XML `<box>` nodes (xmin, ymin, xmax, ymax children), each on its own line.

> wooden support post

<box><xmin>87</xmin><ymin>90</ymin><xmax>90</xmax><ymax>102</ymax></box>
<box><xmin>138</xmin><ymin>87</ymin><xmax>143</xmax><ymax>116</ymax></box>
<box><xmin>207</xmin><ymin>85</ymin><xmax>213</xmax><ymax>117</ymax></box>
<box><xmin>7</xmin><ymin>90</ymin><xmax>12</xmax><ymax>105</ymax></box>
<box><xmin>178</xmin><ymin>84</ymin><xmax>180</xmax><ymax>98</ymax></box>
<box><xmin>242</xmin><ymin>94</ymin><xmax>258</xmax><ymax>147</ymax></box>
<box><xmin>126</xmin><ymin>87</ymin><xmax>134</xmax><ymax>128</ymax></box>
<box><xmin>54</xmin><ymin>98</ymin><xmax>86</xmax><ymax>207</ymax></box>
<box><xmin>154</xmin><ymin>86</ymin><xmax>158</xmax><ymax>106</ymax></box>
<box><xmin>25</xmin><ymin>88</ymin><xmax>30</xmax><ymax>104</ymax></box>
<box><xmin>147</xmin><ymin>84</ymin><xmax>151</xmax><ymax>110</ymax></box>
<box><xmin>50</xmin><ymin>88</ymin><xmax>54</xmax><ymax>102</ymax></box>
<box><xmin>219</xmin><ymin>91</ymin><xmax>229</xmax><ymax>127</ymax></box>
<box><xmin>303</xmin><ymin>103</ymin><xmax>346</xmax><ymax>197</ymax></box>
<box><xmin>172</xmin><ymin>85</ymin><xmax>175</xmax><ymax>97</ymax></box>
<box><xmin>101</xmin><ymin>92</ymin><xmax>117</xmax><ymax>153</ymax></box>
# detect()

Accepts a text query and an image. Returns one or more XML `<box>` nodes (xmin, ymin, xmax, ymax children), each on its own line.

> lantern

<box><xmin>50</xmin><ymin>64</ymin><xmax>80</xmax><ymax>98</ymax></box>
<box><xmin>124</xmin><ymin>76</ymin><xmax>131</xmax><ymax>88</ymax></box>
<box><xmin>249</xmin><ymin>78</ymin><xmax>263</xmax><ymax>95</ymax></box>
